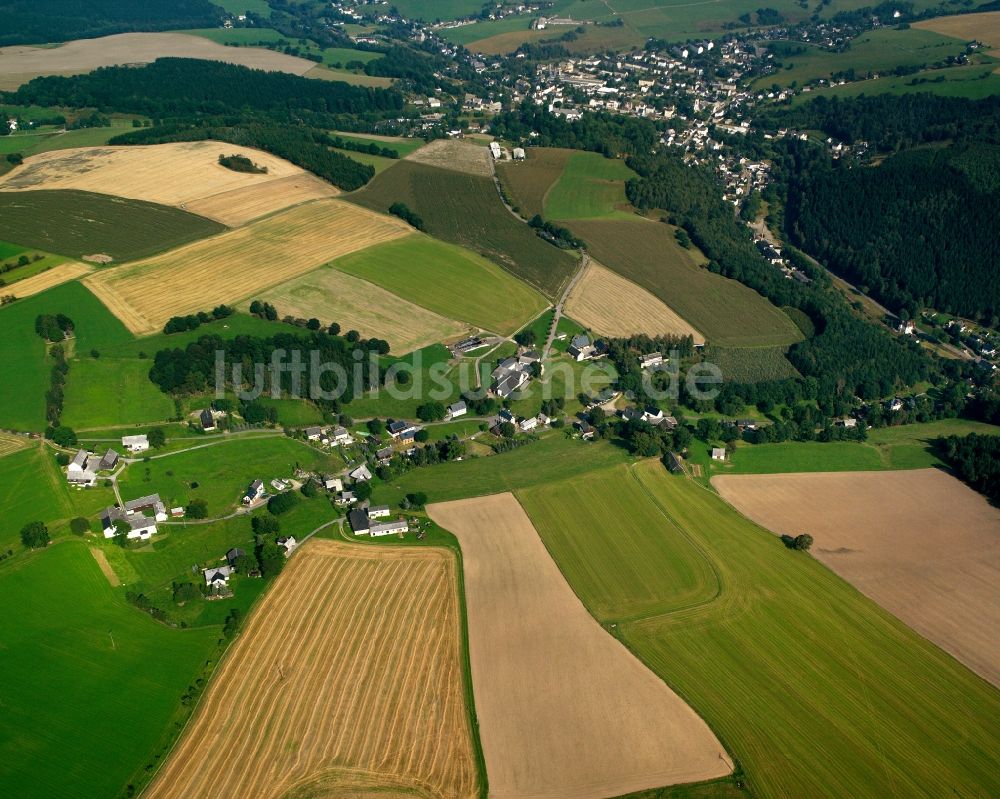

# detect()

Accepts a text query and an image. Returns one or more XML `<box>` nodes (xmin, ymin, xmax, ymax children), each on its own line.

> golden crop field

<box><xmin>183</xmin><ymin>174</ymin><xmax>339</xmax><ymax>227</ymax></box>
<box><xmin>405</xmin><ymin>139</ymin><xmax>493</xmax><ymax>177</ymax></box>
<box><xmin>145</xmin><ymin>539</ymin><xmax>480</xmax><ymax>799</ymax></box>
<box><xmin>0</xmin><ymin>32</ymin><xmax>316</xmax><ymax>90</ymax></box>
<box><xmin>916</xmin><ymin>11</ymin><xmax>1000</xmax><ymax>56</ymax></box>
<box><xmin>258</xmin><ymin>266</ymin><xmax>470</xmax><ymax>355</ymax></box>
<box><xmin>427</xmin><ymin>494</ymin><xmax>730</xmax><ymax>799</ymax></box>
<box><xmin>5</xmin><ymin>261</ymin><xmax>92</xmax><ymax>300</ymax></box>
<box><xmin>565</xmin><ymin>261</ymin><xmax>705</xmax><ymax>344</ymax></box>
<box><xmin>0</xmin><ymin>142</ymin><xmax>336</xmax><ymax>222</ymax></box>
<box><xmin>84</xmin><ymin>200</ymin><xmax>410</xmax><ymax>334</ymax></box>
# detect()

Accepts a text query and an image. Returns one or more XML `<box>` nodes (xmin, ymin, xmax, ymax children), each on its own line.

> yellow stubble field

<box><xmin>84</xmin><ymin>199</ymin><xmax>411</xmax><ymax>335</ymax></box>
<box><xmin>144</xmin><ymin>539</ymin><xmax>480</xmax><ymax>799</ymax></box>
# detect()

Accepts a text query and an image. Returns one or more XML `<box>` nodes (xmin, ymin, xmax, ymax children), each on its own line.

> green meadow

<box><xmin>519</xmin><ymin>461</ymin><xmax>1000</xmax><ymax>799</ymax></box>
<box><xmin>62</xmin><ymin>357</ymin><xmax>175</xmax><ymax>429</ymax></box>
<box><xmin>0</xmin><ymin>544</ymin><xmax>219</xmax><ymax>799</ymax></box>
<box><xmin>331</xmin><ymin>234</ymin><xmax>547</xmax><ymax>335</ymax></box>
<box><xmin>348</xmin><ymin>344</ymin><xmax>464</xmax><ymax>419</ymax></box>
<box><xmin>792</xmin><ymin>62</ymin><xmax>1000</xmax><ymax>102</ymax></box>
<box><xmin>333</xmin><ymin>131</ymin><xmax>425</xmax><ymax>158</ymax></box>
<box><xmin>544</xmin><ymin>151</ymin><xmax>637</xmax><ymax>220</ymax></box>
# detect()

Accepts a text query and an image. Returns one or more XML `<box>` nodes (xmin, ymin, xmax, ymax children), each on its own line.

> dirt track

<box><xmin>428</xmin><ymin>493</ymin><xmax>731</xmax><ymax>799</ymax></box>
<box><xmin>145</xmin><ymin>539</ymin><xmax>479</xmax><ymax>799</ymax></box>
<box><xmin>0</xmin><ymin>32</ymin><xmax>316</xmax><ymax>89</ymax></box>
<box><xmin>715</xmin><ymin>468</ymin><xmax>1000</xmax><ymax>687</ymax></box>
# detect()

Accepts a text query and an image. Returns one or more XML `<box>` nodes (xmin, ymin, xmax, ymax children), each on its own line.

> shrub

<box><xmin>69</xmin><ymin>517</ymin><xmax>90</xmax><ymax>535</ymax></box>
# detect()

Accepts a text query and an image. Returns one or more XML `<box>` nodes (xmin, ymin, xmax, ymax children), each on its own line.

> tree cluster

<box><xmin>163</xmin><ymin>305</ymin><xmax>233</xmax><ymax>335</ymax></box>
<box><xmin>938</xmin><ymin>433</ymin><xmax>1000</xmax><ymax>506</ymax></box>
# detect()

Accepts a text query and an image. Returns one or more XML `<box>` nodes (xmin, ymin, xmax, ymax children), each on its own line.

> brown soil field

<box><xmin>257</xmin><ymin>266</ymin><xmax>469</xmax><ymax>355</ymax></box>
<box><xmin>427</xmin><ymin>494</ymin><xmax>731</xmax><ymax>799</ymax></box>
<box><xmin>305</xmin><ymin>64</ymin><xmax>394</xmax><ymax>87</ymax></box>
<box><xmin>85</xmin><ymin>199</ymin><xmax>410</xmax><ymax>335</ymax></box>
<box><xmin>916</xmin><ymin>12</ymin><xmax>1000</xmax><ymax>56</ymax></box>
<box><xmin>715</xmin><ymin>469</ymin><xmax>1000</xmax><ymax>688</ymax></box>
<box><xmin>405</xmin><ymin>139</ymin><xmax>492</xmax><ymax>177</ymax></box>
<box><xmin>0</xmin><ymin>142</ymin><xmax>333</xmax><ymax>221</ymax></box>
<box><xmin>0</xmin><ymin>32</ymin><xmax>316</xmax><ymax>90</ymax></box>
<box><xmin>89</xmin><ymin>547</ymin><xmax>120</xmax><ymax>587</ymax></box>
<box><xmin>183</xmin><ymin>174</ymin><xmax>339</xmax><ymax>226</ymax></box>
<box><xmin>566</xmin><ymin>261</ymin><xmax>705</xmax><ymax>343</ymax></box>
<box><xmin>145</xmin><ymin>539</ymin><xmax>479</xmax><ymax>799</ymax></box>
<box><xmin>6</xmin><ymin>261</ymin><xmax>92</xmax><ymax>299</ymax></box>
<box><xmin>495</xmin><ymin>148</ymin><xmax>571</xmax><ymax>219</ymax></box>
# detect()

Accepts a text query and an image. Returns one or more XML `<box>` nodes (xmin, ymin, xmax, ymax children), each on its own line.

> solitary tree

<box><xmin>186</xmin><ymin>498</ymin><xmax>209</xmax><ymax>519</ymax></box>
<box><xmin>793</xmin><ymin>534</ymin><xmax>814</xmax><ymax>551</ymax></box>
<box><xmin>69</xmin><ymin>517</ymin><xmax>90</xmax><ymax>536</ymax></box>
<box><xmin>20</xmin><ymin>521</ymin><xmax>50</xmax><ymax>549</ymax></box>
<box><xmin>147</xmin><ymin>427</ymin><xmax>167</xmax><ymax>449</ymax></box>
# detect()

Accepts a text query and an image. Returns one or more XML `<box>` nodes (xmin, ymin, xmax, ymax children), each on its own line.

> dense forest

<box><xmin>938</xmin><ymin>434</ymin><xmax>1000</xmax><ymax>505</ymax></box>
<box><xmin>0</xmin><ymin>0</ymin><xmax>222</xmax><ymax>46</ymax></box>
<box><xmin>780</xmin><ymin>141</ymin><xmax>1000</xmax><ymax>320</ymax></box>
<box><xmin>150</xmin><ymin>330</ymin><xmax>388</xmax><ymax>412</ymax></box>
<box><xmin>625</xmin><ymin>152</ymin><xmax>933</xmax><ymax>407</ymax></box>
<box><xmin>7</xmin><ymin>58</ymin><xmax>403</xmax><ymax>117</ymax></box>
<box><xmin>758</xmin><ymin>93</ymin><xmax>1000</xmax><ymax>151</ymax></box>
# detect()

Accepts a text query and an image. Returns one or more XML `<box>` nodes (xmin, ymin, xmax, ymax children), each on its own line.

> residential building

<box><xmin>243</xmin><ymin>479</ymin><xmax>264</xmax><ymax>505</ymax></box>
<box><xmin>203</xmin><ymin>565</ymin><xmax>233</xmax><ymax>589</ymax></box>
<box><xmin>447</xmin><ymin>400</ymin><xmax>468</xmax><ymax>419</ymax></box>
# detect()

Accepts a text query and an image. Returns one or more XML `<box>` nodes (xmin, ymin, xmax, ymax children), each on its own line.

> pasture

<box><xmin>0</xmin><ymin>32</ymin><xmax>316</xmax><ymax>90</ymax></box>
<box><xmin>144</xmin><ymin>539</ymin><xmax>481</xmax><ymax>799</ymax></box>
<box><xmin>566</xmin><ymin>260</ymin><xmax>704</xmax><ymax>343</ymax></box>
<box><xmin>116</xmin><ymin>435</ymin><xmax>340</xmax><ymax>518</ymax></box>
<box><xmin>257</xmin><ymin>264</ymin><xmax>469</xmax><ymax>354</ymax></box>
<box><xmin>0</xmin><ymin>141</ymin><xmax>338</xmax><ymax>225</ymax></box>
<box><xmin>715</xmin><ymin>468</ymin><xmax>1000</xmax><ymax>687</ymax></box>
<box><xmin>349</xmin><ymin>160</ymin><xmax>578</xmax><ymax>299</ymax></box>
<box><xmin>84</xmin><ymin>199</ymin><xmax>410</xmax><ymax>335</ymax></box>
<box><xmin>0</xmin><ymin>190</ymin><xmax>225</xmax><ymax>262</ymax></box>
<box><xmin>756</xmin><ymin>27</ymin><xmax>969</xmax><ymax>89</ymax></box>
<box><xmin>331</xmin><ymin>234</ymin><xmax>547</xmax><ymax>335</ymax></box>
<box><xmin>523</xmin><ymin>459</ymin><xmax>1000</xmax><ymax>799</ymax></box>
<box><xmin>427</xmin><ymin>494</ymin><xmax>730</xmax><ymax>799</ymax></box>
<box><xmin>568</xmin><ymin>218</ymin><xmax>804</xmax><ymax>348</ymax></box>
<box><xmin>543</xmin><ymin>151</ymin><xmax>636</xmax><ymax>220</ymax></box>
<box><xmin>0</xmin><ymin>544</ymin><xmax>219</xmax><ymax>799</ymax></box>
<box><xmin>496</xmin><ymin>147</ymin><xmax>572</xmax><ymax>218</ymax></box>
<box><xmin>62</xmin><ymin>357</ymin><xmax>174</xmax><ymax>429</ymax></box>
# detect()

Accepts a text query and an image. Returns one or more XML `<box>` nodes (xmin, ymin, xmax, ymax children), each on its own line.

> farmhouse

<box><xmin>520</xmin><ymin>417</ymin><xmax>539</xmax><ymax>432</ymax></box>
<box><xmin>568</xmin><ymin>334</ymin><xmax>597</xmax><ymax>361</ymax></box>
<box><xmin>66</xmin><ymin>449</ymin><xmax>97</xmax><ymax>486</ymax></box>
<box><xmin>336</xmin><ymin>490</ymin><xmax>357</xmax><ymax>506</ymax></box>
<box><xmin>330</xmin><ymin>426</ymin><xmax>352</xmax><ymax>445</ymax></box>
<box><xmin>388</xmin><ymin>420</ymin><xmax>418</xmax><ymax>439</ymax></box>
<box><xmin>349</xmin><ymin>507</ymin><xmax>409</xmax><ymax>537</ymax></box>
<box><xmin>304</xmin><ymin>426</ymin><xmax>323</xmax><ymax>441</ymax></box>
<box><xmin>200</xmin><ymin>409</ymin><xmax>216</xmax><ymax>431</ymax></box>
<box><xmin>121</xmin><ymin>434</ymin><xmax>149</xmax><ymax>453</ymax></box>
<box><xmin>123</xmin><ymin>494</ymin><xmax>169</xmax><ymax>521</ymax></box>
<box><xmin>98</xmin><ymin>448</ymin><xmax>119</xmax><ymax>471</ymax></box>
<box><xmin>322</xmin><ymin>475</ymin><xmax>343</xmax><ymax>492</ymax></box>
<box><xmin>243</xmin><ymin>479</ymin><xmax>264</xmax><ymax>505</ymax></box>
<box><xmin>447</xmin><ymin>400</ymin><xmax>468</xmax><ymax>419</ymax></box>
<box><xmin>491</xmin><ymin>357</ymin><xmax>533</xmax><ymax>399</ymax></box>
<box><xmin>100</xmin><ymin>507</ymin><xmax>157</xmax><ymax>540</ymax></box>
<box><xmin>368</xmin><ymin>504</ymin><xmax>391</xmax><ymax>519</ymax></box>
<box><xmin>712</xmin><ymin>448</ymin><xmax>727</xmax><ymax>461</ymax></box>
<box><xmin>203</xmin><ymin>565</ymin><xmax>233</xmax><ymax>589</ymax></box>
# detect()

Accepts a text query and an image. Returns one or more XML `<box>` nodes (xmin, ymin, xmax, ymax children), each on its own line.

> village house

<box><xmin>368</xmin><ymin>504</ymin><xmax>391</xmax><ymax>519</ymax></box>
<box><xmin>66</xmin><ymin>449</ymin><xmax>98</xmax><ymax>486</ymax></box>
<box><xmin>322</xmin><ymin>475</ymin><xmax>343</xmax><ymax>492</ymax></box>
<box><xmin>123</xmin><ymin>494</ymin><xmax>169</xmax><ymax>521</ymax></box>
<box><xmin>349</xmin><ymin>507</ymin><xmax>409</xmax><ymax>537</ymax></box>
<box><xmin>350</xmin><ymin>463</ymin><xmax>373</xmax><ymax>482</ymax></box>
<box><xmin>376</xmin><ymin>446</ymin><xmax>394</xmax><ymax>465</ymax></box>
<box><xmin>336</xmin><ymin>490</ymin><xmax>357</xmax><ymax>506</ymax></box>
<box><xmin>447</xmin><ymin>400</ymin><xmax>468</xmax><ymax>419</ymax></box>
<box><xmin>387</xmin><ymin>420</ymin><xmax>417</xmax><ymax>439</ymax></box>
<box><xmin>576</xmin><ymin>419</ymin><xmax>595</xmax><ymax>440</ymax></box>
<box><xmin>304</xmin><ymin>425</ymin><xmax>324</xmax><ymax>441</ymax></box>
<box><xmin>277</xmin><ymin>536</ymin><xmax>297</xmax><ymax>556</ymax></box>
<box><xmin>100</xmin><ymin>506</ymin><xmax>158</xmax><ymax>540</ymax></box>
<box><xmin>330</xmin><ymin>426</ymin><xmax>352</xmax><ymax>446</ymax></box>
<box><xmin>568</xmin><ymin>334</ymin><xmax>597</xmax><ymax>361</ymax></box>
<box><xmin>121</xmin><ymin>434</ymin><xmax>149</xmax><ymax>454</ymax></box>
<box><xmin>243</xmin><ymin>479</ymin><xmax>264</xmax><ymax>505</ymax></box>
<box><xmin>203</xmin><ymin>565</ymin><xmax>233</xmax><ymax>591</ymax></box>
<box><xmin>639</xmin><ymin>352</ymin><xmax>664</xmax><ymax>369</ymax></box>
<box><xmin>711</xmin><ymin>447</ymin><xmax>727</xmax><ymax>461</ymax></box>
<box><xmin>98</xmin><ymin>448</ymin><xmax>119</xmax><ymax>471</ymax></box>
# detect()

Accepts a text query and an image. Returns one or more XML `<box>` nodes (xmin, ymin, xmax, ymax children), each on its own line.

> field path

<box><xmin>428</xmin><ymin>493</ymin><xmax>731</xmax><ymax>799</ymax></box>
<box><xmin>543</xmin><ymin>251</ymin><xmax>588</xmax><ymax>360</ymax></box>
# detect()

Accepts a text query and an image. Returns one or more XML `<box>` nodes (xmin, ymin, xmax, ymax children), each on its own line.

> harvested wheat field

<box><xmin>85</xmin><ymin>200</ymin><xmax>409</xmax><ymax>334</ymax></box>
<box><xmin>0</xmin><ymin>141</ymin><xmax>336</xmax><ymax>220</ymax></box>
<box><xmin>0</xmin><ymin>32</ymin><xmax>316</xmax><ymax>90</ymax></box>
<box><xmin>6</xmin><ymin>262</ymin><xmax>92</xmax><ymax>299</ymax></box>
<box><xmin>0</xmin><ymin>431</ymin><xmax>30</xmax><ymax>458</ymax></box>
<box><xmin>715</xmin><ymin>469</ymin><xmax>1000</xmax><ymax>687</ymax></box>
<box><xmin>258</xmin><ymin>266</ymin><xmax>469</xmax><ymax>354</ymax></box>
<box><xmin>917</xmin><ymin>11</ymin><xmax>1000</xmax><ymax>56</ymax></box>
<box><xmin>427</xmin><ymin>494</ymin><xmax>730</xmax><ymax>799</ymax></box>
<box><xmin>405</xmin><ymin>139</ymin><xmax>492</xmax><ymax>177</ymax></box>
<box><xmin>183</xmin><ymin>173</ymin><xmax>338</xmax><ymax>226</ymax></box>
<box><xmin>145</xmin><ymin>539</ymin><xmax>479</xmax><ymax>799</ymax></box>
<box><xmin>565</xmin><ymin>261</ymin><xmax>705</xmax><ymax>344</ymax></box>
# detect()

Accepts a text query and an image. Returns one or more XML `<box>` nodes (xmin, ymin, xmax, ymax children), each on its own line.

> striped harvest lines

<box><xmin>144</xmin><ymin>540</ymin><xmax>479</xmax><ymax>799</ymax></box>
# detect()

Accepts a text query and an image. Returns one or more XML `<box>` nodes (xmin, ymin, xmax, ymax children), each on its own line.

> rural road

<box><xmin>543</xmin><ymin>251</ymin><xmax>589</xmax><ymax>360</ymax></box>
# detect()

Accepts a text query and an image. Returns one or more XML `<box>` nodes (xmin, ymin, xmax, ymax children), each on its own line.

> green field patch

<box><xmin>569</xmin><ymin>218</ymin><xmax>804</xmax><ymax>348</ymax></box>
<box><xmin>496</xmin><ymin>147</ymin><xmax>572</xmax><ymax>219</ymax></box>
<box><xmin>116</xmin><ymin>435</ymin><xmax>339</xmax><ymax>519</ymax></box>
<box><xmin>756</xmin><ymin>27</ymin><xmax>968</xmax><ymax>89</ymax></box>
<box><xmin>518</xmin><ymin>464</ymin><xmax>717</xmax><ymax>621</ymax></box>
<box><xmin>372</xmin><ymin>433</ymin><xmax>631</xmax><ymax>508</ymax></box>
<box><xmin>544</xmin><ymin>151</ymin><xmax>637</xmax><ymax>220</ymax></box>
<box><xmin>791</xmin><ymin>62</ymin><xmax>1000</xmax><ymax>102</ymax></box>
<box><xmin>349</xmin><ymin>159</ymin><xmax>577</xmax><ymax>299</ymax></box>
<box><xmin>331</xmin><ymin>234</ymin><xmax>547</xmax><ymax>335</ymax></box>
<box><xmin>704</xmin><ymin>345</ymin><xmax>800</xmax><ymax>383</ymax></box>
<box><xmin>0</xmin><ymin>281</ymin><xmax>131</xmax><ymax>430</ymax></box>
<box><xmin>0</xmin><ymin>190</ymin><xmax>224</xmax><ymax>262</ymax></box>
<box><xmin>333</xmin><ymin>131</ymin><xmax>425</xmax><ymax>158</ymax></box>
<box><xmin>0</xmin><ymin>120</ymin><xmax>144</xmax><ymax>160</ymax></box>
<box><xmin>0</xmin><ymin>544</ymin><xmax>219</xmax><ymax>799</ymax></box>
<box><xmin>62</xmin><ymin>357</ymin><xmax>175</xmax><ymax>429</ymax></box>
<box><xmin>625</xmin><ymin>463</ymin><xmax>1000</xmax><ymax>798</ymax></box>
<box><xmin>0</xmin><ymin>239</ymin><xmax>27</xmax><ymax>260</ymax></box>
<box><xmin>348</xmin><ymin>344</ymin><xmax>464</xmax><ymax>419</ymax></box>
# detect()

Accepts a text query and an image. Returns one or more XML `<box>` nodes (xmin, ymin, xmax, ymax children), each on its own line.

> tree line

<box><xmin>938</xmin><ymin>434</ymin><xmax>1000</xmax><ymax>505</ymax></box>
